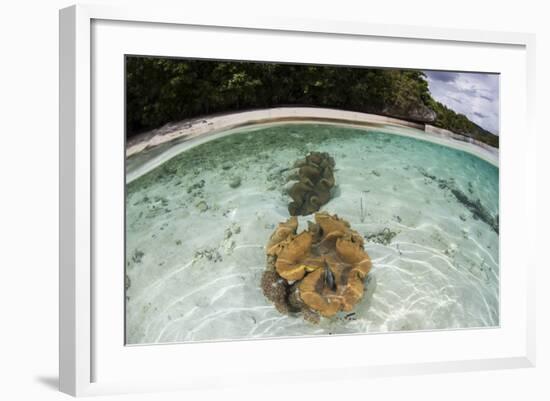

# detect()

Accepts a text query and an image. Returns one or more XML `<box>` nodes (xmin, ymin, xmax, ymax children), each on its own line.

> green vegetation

<box><xmin>126</xmin><ymin>57</ymin><xmax>498</xmax><ymax>148</ymax></box>
<box><xmin>426</xmin><ymin>98</ymin><xmax>498</xmax><ymax>147</ymax></box>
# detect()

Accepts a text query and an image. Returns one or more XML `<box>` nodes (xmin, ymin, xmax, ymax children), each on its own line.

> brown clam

<box><xmin>266</xmin><ymin>216</ymin><xmax>298</xmax><ymax>256</ymax></box>
<box><xmin>262</xmin><ymin>212</ymin><xmax>372</xmax><ymax>322</ymax></box>
<box><xmin>287</xmin><ymin>152</ymin><xmax>336</xmax><ymax>216</ymax></box>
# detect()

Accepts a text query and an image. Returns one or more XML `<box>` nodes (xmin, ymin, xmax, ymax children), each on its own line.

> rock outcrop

<box><xmin>383</xmin><ymin>102</ymin><xmax>437</xmax><ymax>123</ymax></box>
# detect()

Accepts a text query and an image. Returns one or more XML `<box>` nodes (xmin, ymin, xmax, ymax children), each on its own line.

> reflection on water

<box><xmin>125</xmin><ymin>123</ymin><xmax>499</xmax><ymax>345</ymax></box>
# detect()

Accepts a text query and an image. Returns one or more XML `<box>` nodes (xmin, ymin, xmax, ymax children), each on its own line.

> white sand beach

<box><xmin>126</xmin><ymin>108</ymin><xmax>498</xmax><ymax>184</ymax></box>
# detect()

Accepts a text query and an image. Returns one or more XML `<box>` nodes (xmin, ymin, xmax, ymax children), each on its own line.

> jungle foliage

<box><xmin>126</xmin><ymin>57</ymin><xmax>498</xmax><ymax>148</ymax></box>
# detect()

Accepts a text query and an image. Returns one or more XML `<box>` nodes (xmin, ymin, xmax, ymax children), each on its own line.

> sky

<box><xmin>423</xmin><ymin>70</ymin><xmax>499</xmax><ymax>135</ymax></box>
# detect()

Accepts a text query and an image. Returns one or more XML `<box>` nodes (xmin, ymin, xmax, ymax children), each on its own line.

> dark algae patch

<box><xmin>418</xmin><ymin>167</ymin><xmax>499</xmax><ymax>234</ymax></box>
<box><xmin>365</xmin><ymin>228</ymin><xmax>398</xmax><ymax>245</ymax></box>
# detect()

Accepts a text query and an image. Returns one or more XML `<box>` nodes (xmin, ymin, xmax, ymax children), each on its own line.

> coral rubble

<box><xmin>286</xmin><ymin>152</ymin><xmax>336</xmax><ymax>216</ymax></box>
<box><xmin>261</xmin><ymin>212</ymin><xmax>372</xmax><ymax>322</ymax></box>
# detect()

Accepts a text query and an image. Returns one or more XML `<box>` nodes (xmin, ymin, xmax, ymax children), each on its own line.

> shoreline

<box><xmin>126</xmin><ymin>107</ymin><xmax>499</xmax><ymax>181</ymax></box>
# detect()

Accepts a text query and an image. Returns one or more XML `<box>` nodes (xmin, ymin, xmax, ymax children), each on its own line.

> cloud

<box><xmin>448</xmin><ymin>96</ymin><xmax>463</xmax><ymax>104</ymax></box>
<box><xmin>474</xmin><ymin>111</ymin><xmax>487</xmax><ymax>119</ymax></box>
<box><xmin>424</xmin><ymin>70</ymin><xmax>500</xmax><ymax>135</ymax></box>
<box><xmin>426</xmin><ymin>71</ymin><xmax>457</xmax><ymax>83</ymax></box>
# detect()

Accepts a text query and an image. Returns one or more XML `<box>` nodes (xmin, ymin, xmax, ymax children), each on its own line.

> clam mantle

<box><xmin>261</xmin><ymin>212</ymin><xmax>372</xmax><ymax>323</ymax></box>
<box><xmin>286</xmin><ymin>152</ymin><xmax>336</xmax><ymax>216</ymax></box>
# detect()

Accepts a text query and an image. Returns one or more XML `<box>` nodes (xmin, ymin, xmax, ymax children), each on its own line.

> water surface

<box><xmin>125</xmin><ymin>123</ymin><xmax>499</xmax><ymax>344</ymax></box>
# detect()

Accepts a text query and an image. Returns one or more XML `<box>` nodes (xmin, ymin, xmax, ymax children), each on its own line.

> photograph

<box><xmin>124</xmin><ymin>56</ymin><xmax>500</xmax><ymax>345</ymax></box>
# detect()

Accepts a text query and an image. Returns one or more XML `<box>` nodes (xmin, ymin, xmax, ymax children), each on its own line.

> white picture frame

<box><xmin>59</xmin><ymin>3</ymin><xmax>536</xmax><ymax>397</ymax></box>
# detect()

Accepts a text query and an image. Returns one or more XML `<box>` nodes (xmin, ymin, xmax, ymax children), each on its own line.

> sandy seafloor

<box><xmin>125</xmin><ymin>123</ymin><xmax>499</xmax><ymax>345</ymax></box>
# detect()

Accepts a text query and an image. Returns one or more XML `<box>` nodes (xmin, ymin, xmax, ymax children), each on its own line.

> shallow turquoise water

<box><xmin>125</xmin><ymin>123</ymin><xmax>499</xmax><ymax>344</ymax></box>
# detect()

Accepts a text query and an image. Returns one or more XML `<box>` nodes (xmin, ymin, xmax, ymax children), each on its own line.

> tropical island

<box><xmin>126</xmin><ymin>57</ymin><xmax>499</xmax><ymax>148</ymax></box>
<box><xmin>124</xmin><ymin>56</ymin><xmax>500</xmax><ymax>344</ymax></box>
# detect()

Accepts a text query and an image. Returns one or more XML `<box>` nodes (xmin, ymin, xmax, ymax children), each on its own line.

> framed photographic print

<box><xmin>59</xmin><ymin>4</ymin><xmax>536</xmax><ymax>396</ymax></box>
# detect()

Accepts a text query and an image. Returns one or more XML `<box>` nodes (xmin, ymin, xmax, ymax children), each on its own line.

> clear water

<box><xmin>125</xmin><ymin>123</ymin><xmax>499</xmax><ymax>345</ymax></box>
